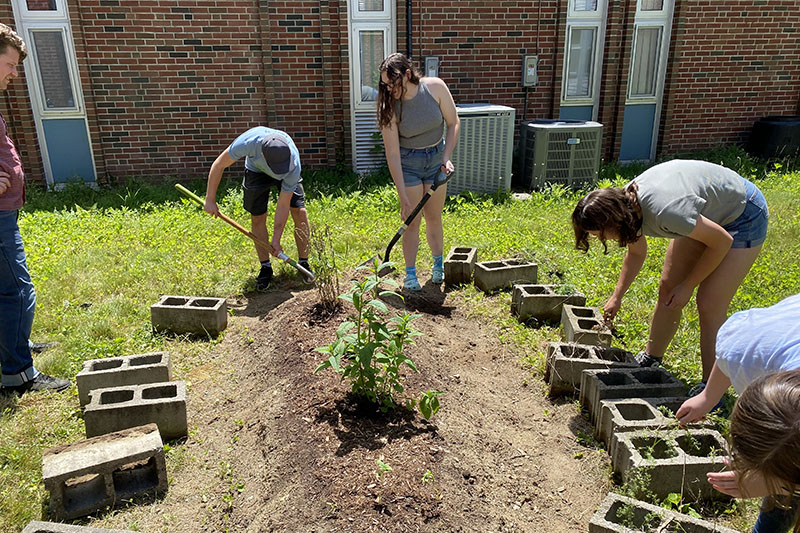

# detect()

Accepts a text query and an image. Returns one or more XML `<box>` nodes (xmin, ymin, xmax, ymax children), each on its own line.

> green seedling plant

<box><xmin>314</xmin><ymin>259</ymin><xmax>442</xmax><ymax>419</ymax></box>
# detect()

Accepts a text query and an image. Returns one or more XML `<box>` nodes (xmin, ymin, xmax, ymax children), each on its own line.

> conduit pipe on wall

<box><xmin>406</xmin><ymin>0</ymin><xmax>412</xmax><ymax>58</ymax></box>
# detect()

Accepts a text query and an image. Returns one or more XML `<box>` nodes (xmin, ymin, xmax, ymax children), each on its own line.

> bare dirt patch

<box><xmin>95</xmin><ymin>276</ymin><xmax>612</xmax><ymax>532</ymax></box>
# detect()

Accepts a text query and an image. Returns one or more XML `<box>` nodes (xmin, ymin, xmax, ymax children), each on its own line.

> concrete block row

<box><xmin>150</xmin><ymin>295</ymin><xmax>227</xmax><ymax>336</ymax></box>
<box><xmin>76</xmin><ymin>352</ymin><xmax>172</xmax><ymax>406</ymax></box>
<box><xmin>511</xmin><ymin>284</ymin><xmax>586</xmax><ymax>323</ymax></box>
<box><xmin>580</xmin><ymin>368</ymin><xmax>686</xmax><ymax>424</ymax></box>
<box><xmin>473</xmin><ymin>259</ymin><xmax>537</xmax><ymax>293</ymax></box>
<box><xmin>611</xmin><ymin>429</ymin><xmax>730</xmax><ymax>501</ymax></box>
<box><xmin>84</xmin><ymin>382</ymin><xmax>188</xmax><ymax>440</ymax></box>
<box><xmin>444</xmin><ymin>246</ymin><xmax>477</xmax><ymax>286</ymax></box>
<box><xmin>596</xmin><ymin>397</ymin><xmax>715</xmax><ymax>452</ymax></box>
<box><xmin>23</xmin><ymin>521</ymin><xmax>132</xmax><ymax>532</ymax></box>
<box><xmin>561</xmin><ymin>305</ymin><xmax>612</xmax><ymax>346</ymax></box>
<box><xmin>590</xmin><ymin>492</ymin><xmax>739</xmax><ymax>533</ymax></box>
<box><xmin>544</xmin><ymin>342</ymin><xmax>637</xmax><ymax>396</ymax></box>
<box><xmin>42</xmin><ymin>424</ymin><xmax>167</xmax><ymax>521</ymax></box>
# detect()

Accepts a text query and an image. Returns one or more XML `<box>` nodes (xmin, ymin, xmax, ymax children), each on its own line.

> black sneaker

<box><xmin>1</xmin><ymin>373</ymin><xmax>70</xmax><ymax>397</ymax></box>
<box><xmin>256</xmin><ymin>264</ymin><xmax>273</xmax><ymax>291</ymax></box>
<box><xmin>30</xmin><ymin>341</ymin><xmax>59</xmax><ymax>354</ymax></box>
<box><xmin>634</xmin><ymin>351</ymin><xmax>662</xmax><ymax>368</ymax></box>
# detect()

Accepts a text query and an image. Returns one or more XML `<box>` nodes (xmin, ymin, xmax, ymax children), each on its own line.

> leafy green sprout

<box><xmin>376</xmin><ymin>458</ymin><xmax>393</xmax><ymax>479</ymax></box>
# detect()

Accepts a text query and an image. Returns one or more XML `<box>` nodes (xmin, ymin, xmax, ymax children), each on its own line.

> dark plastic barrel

<box><xmin>748</xmin><ymin>116</ymin><xmax>800</xmax><ymax>159</ymax></box>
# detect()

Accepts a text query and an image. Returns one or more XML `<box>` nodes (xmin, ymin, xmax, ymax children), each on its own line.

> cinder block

<box><xmin>444</xmin><ymin>246</ymin><xmax>477</xmax><ymax>286</ymax></box>
<box><xmin>544</xmin><ymin>342</ymin><xmax>637</xmax><ymax>396</ymax></box>
<box><xmin>590</xmin><ymin>492</ymin><xmax>739</xmax><ymax>533</ymax></box>
<box><xmin>42</xmin><ymin>424</ymin><xmax>167</xmax><ymax>521</ymax></box>
<box><xmin>84</xmin><ymin>382</ymin><xmax>188</xmax><ymax>440</ymax></box>
<box><xmin>23</xmin><ymin>521</ymin><xmax>133</xmax><ymax>532</ymax></box>
<box><xmin>611</xmin><ymin>429</ymin><xmax>730</xmax><ymax>501</ymax></box>
<box><xmin>150</xmin><ymin>295</ymin><xmax>227</xmax><ymax>336</ymax></box>
<box><xmin>560</xmin><ymin>305</ymin><xmax>612</xmax><ymax>346</ymax></box>
<box><xmin>473</xmin><ymin>259</ymin><xmax>537</xmax><ymax>293</ymax></box>
<box><xmin>77</xmin><ymin>352</ymin><xmax>172</xmax><ymax>407</ymax></box>
<box><xmin>511</xmin><ymin>284</ymin><xmax>586</xmax><ymax>323</ymax></box>
<box><xmin>580</xmin><ymin>368</ymin><xmax>686</xmax><ymax>424</ymax></box>
<box><xmin>596</xmin><ymin>398</ymin><xmax>715</xmax><ymax>452</ymax></box>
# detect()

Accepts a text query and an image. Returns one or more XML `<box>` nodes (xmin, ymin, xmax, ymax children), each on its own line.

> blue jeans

<box><xmin>724</xmin><ymin>178</ymin><xmax>769</xmax><ymax>249</ymax></box>
<box><xmin>0</xmin><ymin>210</ymin><xmax>38</xmax><ymax>386</ymax></box>
<box><xmin>399</xmin><ymin>140</ymin><xmax>444</xmax><ymax>186</ymax></box>
<box><xmin>753</xmin><ymin>497</ymin><xmax>800</xmax><ymax>533</ymax></box>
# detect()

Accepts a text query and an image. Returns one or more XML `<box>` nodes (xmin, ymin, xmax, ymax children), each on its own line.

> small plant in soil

<box><xmin>309</xmin><ymin>223</ymin><xmax>341</xmax><ymax>313</ymax></box>
<box><xmin>314</xmin><ymin>259</ymin><xmax>442</xmax><ymax>418</ymax></box>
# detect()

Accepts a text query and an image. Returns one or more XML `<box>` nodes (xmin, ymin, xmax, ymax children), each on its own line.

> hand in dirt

<box><xmin>708</xmin><ymin>459</ymin><xmax>770</xmax><ymax>498</ymax></box>
<box><xmin>204</xmin><ymin>198</ymin><xmax>220</xmax><ymax>217</ymax></box>
<box><xmin>603</xmin><ymin>297</ymin><xmax>621</xmax><ymax>322</ymax></box>
<box><xmin>675</xmin><ymin>394</ymin><xmax>713</xmax><ymax>426</ymax></box>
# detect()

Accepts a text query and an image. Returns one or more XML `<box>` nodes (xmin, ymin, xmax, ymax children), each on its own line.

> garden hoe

<box><xmin>363</xmin><ymin>169</ymin><xmax>454</xmax><ymax>276</ymax></box>
<box><xmin>175</xmin><ymin>184</ymin><xmax>315</xmax><ymax>284</ymax></box>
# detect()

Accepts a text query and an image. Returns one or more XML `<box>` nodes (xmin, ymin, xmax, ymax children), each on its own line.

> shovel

<box><xmin>175</xmin><ymin>184</ymin><xmax>315</xmax><ymax>283</ymax></box>
<box><xmin>363</xmin><ymin>169</ymin><xmax>454</xmax><ymax>276</ymax></box>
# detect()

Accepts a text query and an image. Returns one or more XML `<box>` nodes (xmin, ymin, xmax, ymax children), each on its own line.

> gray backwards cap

<box><xmin>262</xmin><ymin>134</ymin><xmax>292</xmax><ymax>174</ymax></box>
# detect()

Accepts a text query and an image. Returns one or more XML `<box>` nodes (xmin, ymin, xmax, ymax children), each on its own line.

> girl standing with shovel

<box><xmin>377</xmin><ymin>53</ymin><xmax>460</xmax><ymax>291</ymax></box>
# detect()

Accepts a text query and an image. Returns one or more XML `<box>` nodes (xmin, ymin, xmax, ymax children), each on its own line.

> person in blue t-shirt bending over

<box><xmin>204</xmin><ymin>127</ymin><xmax>311</xmax><ymax>291</ymax></box>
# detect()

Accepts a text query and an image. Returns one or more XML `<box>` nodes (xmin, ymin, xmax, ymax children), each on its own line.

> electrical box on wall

<box><xmin>425</xmin><ymin>57</ymin><xmax>439</xmax><ymax>78</ymax></box>
<box><xmin>522</xmin><ymin>55</ymin><xmax>538</xmax><ymax>87</ymax></box>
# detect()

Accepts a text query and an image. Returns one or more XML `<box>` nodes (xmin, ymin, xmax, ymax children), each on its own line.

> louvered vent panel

<box><xmin>354</xmin><ymin>110</ymin><xmax>384</xmax><ymax>174</ymax></box>
<box><xmin>519</xmin><ymin>120</ymin><xmax>603</xmax><ymax>190</ymax></box>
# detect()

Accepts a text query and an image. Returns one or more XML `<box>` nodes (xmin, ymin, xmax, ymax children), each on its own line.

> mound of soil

<box><xmin>97</xmin><ymin>277</ymin><xmax>611</xmax><ymax>532</ymax></box>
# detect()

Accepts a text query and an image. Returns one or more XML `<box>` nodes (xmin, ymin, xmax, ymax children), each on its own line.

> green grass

<box><xmin>1</xmin><ymin>146</ymin><xmax>798</xmax><ymax>531</ymax></box>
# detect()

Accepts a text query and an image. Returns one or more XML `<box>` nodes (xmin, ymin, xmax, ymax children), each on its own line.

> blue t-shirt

<box><xmin>228</xmin><ymin>127</ymin><xmax>302</xmax><ymax>194</ymax></box>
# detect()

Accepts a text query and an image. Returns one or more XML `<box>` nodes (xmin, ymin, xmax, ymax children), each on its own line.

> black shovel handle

<box><xmin>383</xmin><ymin>169</ymin><xmax>454</xmax><ymax>264</ymax></box>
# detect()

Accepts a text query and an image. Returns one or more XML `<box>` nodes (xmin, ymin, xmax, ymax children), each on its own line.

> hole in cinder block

<box><xmin>142</xmin><ymin>384</ymin><xmax>177</xmax><ymax>400</ymax></box>
<box><xmin>631</xmin><ymin>369</ymin><xmax>671</xmax><ymax>384</ymax></box>
<box><xmin>162</xmin><ymin>297</ymin><xmax>189</xmax><ymax>306</ymax></box>
<box><xmin>100</xmin><ymin>389</ymin><xmax>134</xmax><ymax>404</ymax></box>
<box><xmin>453</xmin><ymin>247</ymin><xmax>473</xmax><ymax>254</ymax></box>
<box><xmin>616</xmin><ymin>403</ymin><xmax>658</xmax><ymax>421</ymax></box>
<box><xmin>631</xmin><ymin>436</ymin><xmax>678</xmax><ymax>460</ymax></box>
<box><xmin>577</xmin><ymin>318</ymin><xmax>600</xmax><ymax>330</ymax></box>
<box><xmin>676</xmin><ymin>434</ymin><xmax>725</xmax><ymax>458</ymax></box>
<box><xmin>607</xmin><ymin>500</ymin><xmax>663</xmax><ymax>530</ymax></box>
<box><xmin>571</xmin><ymin>307</ymin><xmax>594</xmax><ymax>318</ymax></box>
<box><xmin>662</xmin><ymin>520</ymin><xmax>703</xmax><ymax>532</ymax></box>
<box><xmin>482</xmin><ymin>261</ymin><xmax>504</xmax><ymax>269</ymax></box>
<box><xmin>523</xmin><ymin>286</ymin><xmax>549</xmax><ymax>295</ymax></box>
<box><xmin>596</xmin><ymin>372</ymin><xmax>632</xmax><ymax>386</ymax></box>
<box><xmin>91</xmin><ymin>359</ymin><xmax>124</xmax><ymax>372</ymax></box>
<box><xmin>113</xmin><ymin>456</ymin><xmax>160</xmax><ymax>498</ymax></box>
<box><xmin>129</xmin><ymin>354</ymin><xmax>163</xmax><ymax>367</ymax></box>
<box><xmin>189</xmin><ymin>298</ymin><xmax>219</xmax><ymax>308</ymax></box>
<box><xmin>559</xmin><ymin>345</ymin><xmax>593</xmax><ymax>359</ymax></box>
<box><xmin>450</xmin><ymin>254</ymin><xmax>468</xmax><ymax>261</ymax></box>
<box><xmin>504</xmin><ymin>260</ymin><xmax>528</xmax><ymax>266</ymax></box>
<box><xmin>596</xmin><ymin>347</ymin><xmax>632</xmax><ymax>363</ymax></box>
<box><xmin>63</xmin><ymin>473</ymin><xmax>109</xmax><ymax>516</ymax></box>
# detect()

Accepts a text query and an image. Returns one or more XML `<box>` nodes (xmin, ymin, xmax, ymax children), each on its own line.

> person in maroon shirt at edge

<box><xmin>0</xmin><ymin>23</ymin><xmax>68</xmax><ymax>396</ymax></box>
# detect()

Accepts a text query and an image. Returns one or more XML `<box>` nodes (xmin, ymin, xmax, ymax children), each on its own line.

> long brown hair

<box><xmin>572</xmin><ymin>183</ymin><xmax>642</xmax><ymax>253</ymax></box>
<box><xmin>730</xmin><ymin>370</ymin><xmax>800</xmax><ymax>532</ymax></box>
<box><xmin>376</xmin><ymin>53</ymin><xmax>422</xmax><ymax>129</ymax></box>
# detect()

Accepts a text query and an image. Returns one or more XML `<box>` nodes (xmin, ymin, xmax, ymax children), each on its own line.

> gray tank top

<box><xmin>394</xmin><ymin>80</ymin><xmax>444</xmax><ymax>149</ymax></box>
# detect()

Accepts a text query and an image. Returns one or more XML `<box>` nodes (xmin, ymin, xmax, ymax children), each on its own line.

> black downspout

<box><xmin>406</xmin><ymin>0</ymin><xmax>412</xmax><ymax>58</ymax></box>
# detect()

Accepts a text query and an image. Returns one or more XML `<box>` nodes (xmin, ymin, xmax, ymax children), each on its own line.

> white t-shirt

<box><xmin>716</xmin><ymin>293</ymin><xmax>800</xmax><ymax>394</ymax></box>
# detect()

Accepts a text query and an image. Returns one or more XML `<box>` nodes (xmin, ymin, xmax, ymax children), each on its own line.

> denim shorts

<box><xmin>242</xmin><ymin>169</ymin><xmax>305</xmax><ymax>215</ymax></box>
<box><xmin>723</xmin><ymin>178</ymin><xmax>768</xmax><ymax>249</ymax></box>
<box><xmin>399</xmin><ymin>140</ymin><xmax>444</xmax><ymax>187</ymax></box>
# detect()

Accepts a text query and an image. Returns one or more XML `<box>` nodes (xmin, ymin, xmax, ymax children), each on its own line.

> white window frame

<box><xmin>626</xmin><ymin>24</ymin><xmax>664</xmax><ymax>103</ymax></box>
<box><xmin>561</xmin><ymin>0</ymin><xmax>608</xmax><ymax>116</ymax></box>
<box><xmin>14</xmin><ymin>0</ymin><xmax>67</xmax><ymax>20</ymax></box>
<box><xmin>350</xmin><ymin>0</ymin><xmax>392</xmax><ymax>21</ymax></box>
<box><xmin>635</xmin><ymin>0</ymin><xmax>667</xmax><ymax>16</ymax></box>
<box><xmin>351</xmin><ymin>22</ymin><xmax>392</xmax><ymax>112</ymax></box>
<box><xmin>24</xmin><ymin>23</ymin><xmax>84</xmax><ymax>116</ymax></box>
<box><xmin>625</xmin><ymin>0</ymin><xmax>673</xmax><ymax>106</ymax></box>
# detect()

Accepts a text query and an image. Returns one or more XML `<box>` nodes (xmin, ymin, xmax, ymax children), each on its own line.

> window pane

<box><xmin>640</xmin><ymin>0</ymin><xmax>663</xmax><ymax>10</ymax></box>
<box><xmin>573</xmin><ymin>0</ymin><xmax>598</xmax><ymax>11</ymax></box>
<box><xmin>566</xmin><ymin>28</ymin><xmax>595</xmax><ymax>98</ymax></box>
<box><xmin>32</xmin><ymin>31</ymin><xmax>75</xmax><ymax>109</ymax></box>
<box><xmin>359</xmin><ymin>30</ymin><xmax>384</xmax><ymax>103</ymax></box>
<box><xmin>358</xmin><ymin>0</ymin><xmax>384</xmax><ymax>12</ymax></box>
<box><xmin>630</xmin><ymin>27</ymin><xmax>661</xmax><ymax>97</ymax></box>
<box><xmin>26</xmin><ymin>0</ymin><xmax>57</xmax><ymax>10</ymax></box>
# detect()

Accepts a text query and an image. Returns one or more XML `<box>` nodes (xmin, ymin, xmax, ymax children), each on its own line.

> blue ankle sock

<box><xmin>261</xmin><ymin>260</ymin><xmax>272</xmax><ymax>268</ymax></box>
<box><xmin>433</xmin><ymin>255</ymin><xmax>443</xmax><ymax>268</ymax></box>
<box><xmin>405</xmin><ymin>266</ymin><xmax>417</xmax><ymax>278</ymax></box>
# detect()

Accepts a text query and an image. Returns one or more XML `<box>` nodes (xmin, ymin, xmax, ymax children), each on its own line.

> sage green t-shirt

<box><xmin>630</xmin><ymin>159</ymin><xmax>746</xmax><ymax>239</ymax></box>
